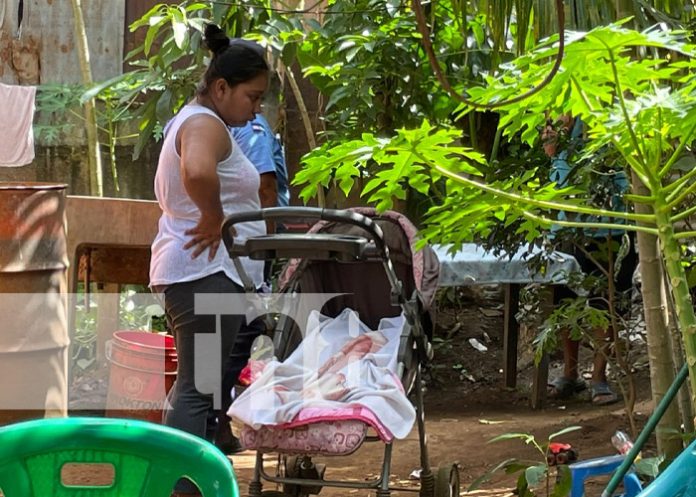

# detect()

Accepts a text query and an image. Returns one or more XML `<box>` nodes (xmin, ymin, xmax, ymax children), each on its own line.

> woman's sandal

<box><xmin>590</xmin><ymin>382</ymin><xmax>619</xmax><ymax>406</ymax></box>
<box><xmin>548</xmin><ymin>377</ymin><xmax>587</xmax><ymax>399</ymax></box>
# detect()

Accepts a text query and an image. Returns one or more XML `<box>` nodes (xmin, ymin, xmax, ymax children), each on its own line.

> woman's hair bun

<box><xmin>203</xmin><ymin>23</ymin><xmax>230</xmax><ymax>56</ymax></box>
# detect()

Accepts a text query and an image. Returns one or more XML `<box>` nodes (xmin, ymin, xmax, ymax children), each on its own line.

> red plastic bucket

<box><xmin>106</xmin><ymin>331</ymin><xmax>177</xmax><ymax>423</ymax></box>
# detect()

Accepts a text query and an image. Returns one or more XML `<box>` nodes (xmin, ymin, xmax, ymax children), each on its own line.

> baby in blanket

<box><xmin>274</xmin><ymin>330</ymin><xmax>388</xmax><ymax>402</ymax></box>
<box><xmin>228</xmin><ymin>309</ymin><xmax>415</xmax><ymax>440</ymax></box>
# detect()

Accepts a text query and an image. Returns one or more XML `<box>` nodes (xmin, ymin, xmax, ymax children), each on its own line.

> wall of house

<box><xmin>0</xmin><ymin>0</ymin><xmax>321</xmax><ymax>201</ymax></box>
<box><xmin>0</xmin><ymin>1</ymin><xmax>168</xmax><ymax>197</ymax></box>
<box><xmin>0</xmin><ymin>0</ymin><xmax>124</xmax><ymax>86</ymax></box>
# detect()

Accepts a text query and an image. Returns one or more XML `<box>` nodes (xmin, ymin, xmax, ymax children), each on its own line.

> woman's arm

<box><xmin>178</xmin><ymin>114</ymin><xmax>232</xmax><ymax>261</ymax></box>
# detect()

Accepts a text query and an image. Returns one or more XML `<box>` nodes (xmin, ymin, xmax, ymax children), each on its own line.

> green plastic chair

<box><xmin>0</xmin><ymin>417</ymin><xmax>238</xmax><ymax>497</ymax></box>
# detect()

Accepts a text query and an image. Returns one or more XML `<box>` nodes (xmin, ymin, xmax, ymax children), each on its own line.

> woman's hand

<box><xmin>183</xmin><ymin>211</ymin><xmax>228</xmax><ymax>261</ymax></box>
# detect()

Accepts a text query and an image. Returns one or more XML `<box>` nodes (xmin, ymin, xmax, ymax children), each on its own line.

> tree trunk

<box><xmin>652</xmin><ymin>190</ymin><xmax>696</xmax><ymax>415</ymax></box>
<box><xmin>70</xmin><ymin>0</ymin><xmax>103</xmax><ymax>197</ymax></box>
<box><xmin>285</xmin><ymin>64</ymin><xmax>323</xmax><ymax>207</ymax></box>
<box><xmin>633</xmin><ymin>170</ymin><xmax>683</xmax><ymax>458</ymax></box>
<box><xmin>662</xmin><ymin>270</ymin><xmax>695</xmax><ymax>434</ymax></box>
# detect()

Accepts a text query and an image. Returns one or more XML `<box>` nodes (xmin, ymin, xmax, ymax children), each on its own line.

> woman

<box><xmin>149</xmin><ymin>23</ymin><xmax>268</xmax><ymax>496</ymax></box>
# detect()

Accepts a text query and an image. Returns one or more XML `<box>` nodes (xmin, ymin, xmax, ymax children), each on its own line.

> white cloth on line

<box><xmin>229</xmin><ymin>308</ymin><xmax>416</xmax><ymax>439</ymax></box>
<box><xmin>0</xmin><ymin>83</ymin><xmax>36</xmax><ymax>167</ymax></box>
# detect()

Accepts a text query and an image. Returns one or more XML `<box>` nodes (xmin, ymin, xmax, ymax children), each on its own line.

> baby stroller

<box><xmin>221</xmin><ymin>207</ymin><xmax>456</xmax><ymax>497</ymax></box>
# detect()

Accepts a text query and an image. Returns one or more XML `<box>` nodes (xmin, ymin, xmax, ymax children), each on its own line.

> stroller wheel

<box><xmin>282</xmin><ymin>456</ymin><xmax>302</xmax><ymax>496</ymax></box>
<box><xmin>284</xmin><ymin>455</ymin><xmax>302</xmax><ymax>477</ymax></box>
<box><xmin>434</xmin><ymin>464</ymin><xmax>460</xmax><ymax>497</ymax></box>
<box><xmin>283</xmin><ymin>455</ymin><xmax>325</xmax><ymax>497</ymax></box>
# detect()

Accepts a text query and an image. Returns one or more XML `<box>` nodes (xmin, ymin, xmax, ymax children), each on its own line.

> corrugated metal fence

<box><xmin>0</xmin><ymin>0</ymin><xmax>125</xmax><ymax>85</ymax></box>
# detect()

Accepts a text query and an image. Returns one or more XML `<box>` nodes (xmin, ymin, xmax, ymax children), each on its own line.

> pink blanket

<box><xmin>278</xmin><ymin>397</ymin><xmax>394</xmax><ymax>441</ymax></box>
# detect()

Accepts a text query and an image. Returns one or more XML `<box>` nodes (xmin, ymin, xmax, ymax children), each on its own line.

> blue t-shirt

<box><xmin>550</xmin><ymin>119</ymin><xmax>628</xmax><ymax>238</ymax></box>
<box><xmin>232</xmin><ymin>115</ymin><xmax>290</xmax><ymax>208</ymax></box>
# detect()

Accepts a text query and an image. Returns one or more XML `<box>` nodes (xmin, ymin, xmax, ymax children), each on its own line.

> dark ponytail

<box><xmin>198</xmin><ymin>23</ymin><xmax>269</xmax><ymax>94</ymax></box>
<box><xmin>203</xmin><ymin>23</ymin><xmax>230</xmax><ymax>56</ymax></box>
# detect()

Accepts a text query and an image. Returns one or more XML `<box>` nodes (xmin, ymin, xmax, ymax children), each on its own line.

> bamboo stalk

<box><xmin>70</xmin><ymin>0</ymin><xmax>103</xmax><ymax>197</ymax></box>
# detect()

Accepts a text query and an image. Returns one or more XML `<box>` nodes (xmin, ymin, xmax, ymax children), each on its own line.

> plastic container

<box><xmin>611</xmin><ymin>430</ymin><xmax>633</xmax><ymax>456</ymax></box>
<box><xmin>105</xmin><ymin>331</ymin><xmax>177</xmax><ymax>423</ymax></box>
<box><xmin>611</xmin><ymin>430</ymin><xmax>642</xmax><ymax>463</ymax></box>
<box><xmin>611</xmin><ymin>430</ymin><xmax>634</xmax><ymax>455</ymax></box>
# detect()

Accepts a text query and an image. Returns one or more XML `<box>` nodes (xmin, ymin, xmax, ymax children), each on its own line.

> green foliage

<box><xmin>48</xmin><ymin>0</ymin><xmax>696</xmax><ymax>186</ymax></box>
<box><xmin>295</xmin><ymin>117</ymin><xmax>582</xmax><ymax>249</ymax></box>
<box><xmin>34</xmin><ymin>84</ymin><xmax>83</xmax><ymax>145</ymax></box>
<box><xmin>115</xmin><ymin>0</ymin><xmax>530</xmax><ymax>155</ymax></box>
<box><xmin>469</xmin><ymin>426</ymin><xmax>580</xmax><ymax>496</ymax></box>
<box><xmin>35</xmin><ymin>79</ymin><xmax>150</xmax><ymax>190</ymax></box>
<box><xmin>441</xmin><ymin>24</ymin><xmax>696</xmax><ymax>246</ymax></box>
<box><xmin>72</xmin><ymin>297</ymin><xmax>98</xmax><ymax>372</ymax></box>
<box><xmin>297</xmin><ymin>24</ymin><xmax>696</xmax><ymax>250</ymax></box>
<box><xmin>118</xmin><ymin>1</ymin><xmax>275</xmax><ymax>158</ymax></box>
<box><xmin>634</xmin><ymin>456</ymin><xmax>665</xmax><ymax>478</ymax></box>
<box><xmin>296</xmin><ymin>1</ymin><xmax>458</xmax><ymax>135</ymax></box>
<box><xmin>119</xmin><ymin>287</ymin><xmax>166</xmax><ymax>332</ymax></box>
<box><xmin>294</xmin><ymin>120</ymin><xmax>486</xmax><ymax>211</ymax></box>
<box><xmin>72</xmin><ymin>287</ymin><xmax>165</xmax><ymax>373</ymax></box>
<box><xmin>533</xmin><ymin>297</ymin><xmax>612</xmax><ymax>363</ymax></box>
<box><xmin>461</xmin><ymin>25</ymin><xmax>696</xmax><ymax>163</ymax></box>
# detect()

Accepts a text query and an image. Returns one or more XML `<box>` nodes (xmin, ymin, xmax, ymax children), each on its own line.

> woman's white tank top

<box><xmin>149</xmin><ymin>103</ymin><xmax>265</xmax><ymax>288</ymax></box>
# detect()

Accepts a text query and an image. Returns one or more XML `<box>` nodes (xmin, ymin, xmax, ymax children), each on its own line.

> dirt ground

<box><xmin>9</xmin><ymin>287</ymin><xmax>651</xmax><ymax>497</ymax></box>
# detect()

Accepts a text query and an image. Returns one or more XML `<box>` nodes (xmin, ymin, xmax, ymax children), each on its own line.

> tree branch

<box><xmin>426</xmin><ymin>159</ymin><xmax>656</xmax><ymax>223</ymax></box>
<box><xmin>522</xmin><ymin>210</ymin><xmax>659</xmax><ymax>236</ymax></box>
<box><xmin>410</xmin><ymin>0</ymin><xmax>565</xmax><ymax>110</ymax></box>
<box><xmin>659</xmin><ymin>120</ymin><xmax>696</xmax><ymax>179</ymax></box>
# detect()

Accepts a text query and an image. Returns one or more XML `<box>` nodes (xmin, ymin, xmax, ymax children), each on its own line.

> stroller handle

<box><xmin>221</xmin><ymin>207</ymin><xmax>389</xmax><ymax>256</ymax></box>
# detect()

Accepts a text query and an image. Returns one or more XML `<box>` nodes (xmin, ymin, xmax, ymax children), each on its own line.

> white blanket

<box><xmin>228</xmin><ymin>308</ymin><xmax>416</xmax><ymax>439</ymax></box>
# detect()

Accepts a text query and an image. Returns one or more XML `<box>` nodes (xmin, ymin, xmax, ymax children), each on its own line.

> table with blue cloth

<box><xmin>434</xmin><ymin>244</ymin><xmax>583</xmax><ymax>408</ymax></box>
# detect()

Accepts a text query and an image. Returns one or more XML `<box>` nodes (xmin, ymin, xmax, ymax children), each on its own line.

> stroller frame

<box><xmin>222</xmin><ymin>207</ymin><xmax>457</xmax><ymax>497</ymax></box>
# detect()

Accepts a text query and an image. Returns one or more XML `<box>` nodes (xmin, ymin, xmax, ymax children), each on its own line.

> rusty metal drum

<box><xmin>0</xmin><ymin>182</ymin><xmax>69</xmax><ymax>424</ymax></box>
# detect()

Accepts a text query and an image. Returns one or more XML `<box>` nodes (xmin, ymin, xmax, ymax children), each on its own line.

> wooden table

<box><xmin>65</xmin><ymin>196</ymin><xmax>161</xmax><ymax>364</ymax></box>
<box><xmin>434</xmin><ymin>244</ymin><xmax>582</xmax><ymax>408</ymax></box>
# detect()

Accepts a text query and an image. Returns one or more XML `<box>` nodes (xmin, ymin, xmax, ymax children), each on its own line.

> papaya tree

<box><xmin>294</xmin><ymin>23</ymin><xmax>696</xmax><ymax>431</ymax></box>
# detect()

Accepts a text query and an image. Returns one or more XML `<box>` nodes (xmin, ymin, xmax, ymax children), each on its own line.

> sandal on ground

<box><xmin>548</xmin><ymin>377</ymin><xmax>587</xmax><ymax>399</ymax></box>
<box><xmin>591</xmin><ymin>382</ymin><xmax>619</xmax><ymax>406</ymax></box>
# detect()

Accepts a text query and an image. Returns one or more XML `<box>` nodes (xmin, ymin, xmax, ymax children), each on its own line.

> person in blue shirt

<box><xmin>543</xmin><ymin>116</ymin><xmax>637</xmax><ymax>406</ymax></box>
<box><xmin>232</xmin><ymin>113</ymin><xmax>290</xmax><ymax>217</ymax></box>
